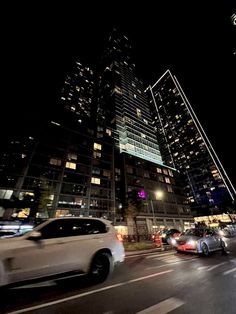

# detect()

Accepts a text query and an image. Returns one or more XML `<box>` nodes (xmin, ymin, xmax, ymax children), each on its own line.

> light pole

<box><xmin>150</xmin><ymin>190</ymin><xmax>164</xmax><ymax>231</ymax></box>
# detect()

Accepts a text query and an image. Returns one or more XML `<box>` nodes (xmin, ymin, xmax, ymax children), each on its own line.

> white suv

<box><xmin>0</xmin><ymin>217</ymin><xmax>125</xmax><ymax>287</ymax></box>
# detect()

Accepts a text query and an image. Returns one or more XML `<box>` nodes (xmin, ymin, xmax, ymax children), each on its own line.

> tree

<box><xmin>124</xmin><ymin>190</ymin><xmax>143</xmax><ymax>242</ymax></box>
<box><xmin>29</xmin><ymin>177</ymin><xmax>51</xmax><ymax>220</ymax></box>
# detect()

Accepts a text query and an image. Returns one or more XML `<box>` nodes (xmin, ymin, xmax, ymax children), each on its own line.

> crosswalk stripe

<box><xmin>207</xmin><ymin>262</ymin><xmax>227</xmax><ymax>271</ymax></box>
<box><xmin>135</xmin><ymin>297</ymin><xmax>185</xmax><ymax>314</ymax></box>
<box><xmin>145</xmin><ymin>252</ymin><xmax>174</xmax><ymax>259</ymax></box>
<box><xmin>223</xmin><ymin>267</ymin><xmax>236</xmax><ymax>275</ymax></box>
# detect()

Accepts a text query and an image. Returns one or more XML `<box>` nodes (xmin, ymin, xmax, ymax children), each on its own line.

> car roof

<box><xmin>42</xmin><ymin>217</ymin><xmax>113</xmax><ymax>224</ymax></box>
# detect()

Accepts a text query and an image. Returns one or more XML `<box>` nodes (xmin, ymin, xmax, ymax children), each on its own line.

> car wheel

<box><xmin>201</xmin><ymin>243</ymin><xmax>209</xmax><ymax>256</ymax></box>
<box><xmin>89</xmin><ymin>252</ymin><xmax>113</xmax><ymax>283</ymax></box>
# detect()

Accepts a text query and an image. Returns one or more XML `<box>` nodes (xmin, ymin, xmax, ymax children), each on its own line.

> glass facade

<box><xmin>147</xmin><ymin>70</ymin><xmax>235</xmax><ymax>215</ymax></box>
<box><xmin>97</xmin><ymin>29</ymin><xmax>163</xmax><ymax>165</ymax></box>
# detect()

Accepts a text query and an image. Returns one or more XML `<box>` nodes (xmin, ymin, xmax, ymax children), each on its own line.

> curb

<box><xmin>125</xmin><ymin>245</ymin><xmax>173</xmax><ymax>256</ymax></box>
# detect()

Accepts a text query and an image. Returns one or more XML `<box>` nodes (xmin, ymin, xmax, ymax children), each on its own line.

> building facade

<box><xmin>97</xmin><ymin>29</ymin><xmax>192</xmax><ymax>233</ymax></box>
<box><xmin>146</xmin><ymin>70</ymin><xmax>235</xmax><ymax>216</ymax></box>
<box><xmin>0</xmin><ymin>60</ymin><xmax>115</xmax><ymax>221</ymax></box>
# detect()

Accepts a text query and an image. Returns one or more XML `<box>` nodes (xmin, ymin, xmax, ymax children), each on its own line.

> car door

<box><xmin>9</xmin><ymin>220</ymin><xmax>73</xmax><ymax>283</ymax></box>
<box><xmin>57</xmin><ymin>218</ymin><xmax>110</xmax><ymax>273</ymax></box>
<box><xmin>205</xmin><ymin>229</ymin><xmax>219</xmax><ymax>251</ymax></box>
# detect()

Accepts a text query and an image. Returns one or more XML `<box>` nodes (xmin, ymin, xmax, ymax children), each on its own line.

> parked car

<box><xmin>153</xmin><ymin>228</ymin><xmax>181</xmax><ymax>246</ymax></box>
<box><xmin>172</xmin><ymin>228</ymin><xmax>226</xmax><ymax>256</ymax></box>
<box><xmin>0</xmin><ymin>222</ymin><xmax>34</xmax><ymax>239</ymax></box>
<box><xmin>0</xmin><ymin>217</ymin><xmax>125</xmax><ymax>288</ymax></box>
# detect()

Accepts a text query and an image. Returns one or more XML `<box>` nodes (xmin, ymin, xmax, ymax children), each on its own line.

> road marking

<box><xmin>126</xmin><ymin>251</ymin><xmax>174</xmax><ymax>259</ymax></box>
<box><xmin>135</xmin><ymin>297</ymin><xmax>185</xmax><ymax>314</ymax></box>
<box><xmin>146</xmin><ymin>257</ymin><xmax>196</xmax><ymax>270</ymax></box>
<box><xmin>197</xmin><ymin>266</ymin><xmax>209</xmax><ymax>270</ymax></box>
<box><xmin>6</xmin><ymin>270</ymin><xmax>173</xmax><ymax>314</ymax></box>
<box><xmin>145</xmin><ymin>252</ymin><xmax>174</xmax><ymax>259</ymax></box>
<box><xmin>223</xmin><ymin>267</ymin><xmax>236</xmax><ymax>275</ymax></box>
<box><xmin>207</xmin><ymin>262</ymin><xmax>227</xmax><ymax>271</ymax></box>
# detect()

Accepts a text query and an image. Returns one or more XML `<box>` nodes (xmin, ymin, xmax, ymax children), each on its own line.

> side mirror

<box><xmin>27</xmin><ymin>231</ymin><xmax>42</xmax><ymax>240</ymax></box>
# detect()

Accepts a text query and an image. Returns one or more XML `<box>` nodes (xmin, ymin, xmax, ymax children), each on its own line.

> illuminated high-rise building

<box><xmin>147</xmin><ymin>70</ymin><xmax>236</xmax><ymax>215</ymax></box>
<box><xmin>97</xmin><ymin>30</ymin><xmax>192</xmax><ymax>233</ymax></box>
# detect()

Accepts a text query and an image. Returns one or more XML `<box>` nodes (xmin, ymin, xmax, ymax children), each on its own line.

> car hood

<box><xmin>177</xmin><ymin>235</ymin><xmax>201</xmax><ymax>242</ymax></box>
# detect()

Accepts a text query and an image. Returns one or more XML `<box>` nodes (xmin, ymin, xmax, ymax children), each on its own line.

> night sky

<box><xmin>2</xmin><ymin>1</ymin><xmax>236</xmax><ymax>185</ymax></box>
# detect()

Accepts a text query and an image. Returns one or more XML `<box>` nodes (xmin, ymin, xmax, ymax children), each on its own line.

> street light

<box><xmin>155</xmin><ymin>190</ymin><xmax>164</xmax><ymax>200</ymax></box>
<box><xmin>150</xmin><ymin>190</ymin><xmax>164</xmax><ymax>230</ymax></box>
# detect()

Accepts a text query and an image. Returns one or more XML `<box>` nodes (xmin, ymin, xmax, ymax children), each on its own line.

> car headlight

<box><xmin>171</xmin><ymin>238</ymin><xmax>177</xmax><ymax>246</ymax></box>
<box><xmin>186</xmin><ymin>240</ymin><xmax>197</xmax><ymax>246</ymax></box>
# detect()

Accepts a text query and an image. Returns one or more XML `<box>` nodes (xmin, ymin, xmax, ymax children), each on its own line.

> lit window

<box><xmin>68</xmin><ymin>153</ymin><xmax>77</xmax><ymax>161</ymax></box>
<box><xmin>106</xmin><ymin>128</ymin><xmax>112</xmax><ymax>136</ymax></box>
<box><xmin>163</xmin><ymin>169</ymin><xmax>168</xmax><ymax>175</ymax></box>
<box><xmin>0</xmin><ymin>189</ymin><xmax>13</xmax><ymax>199</ymax></box>
<box><xmin>93</xmin><ymin>151</ymin><xmax>101</xmax><ymax>158</ymax></box>
<box><xmin>50</xmin><ymin>158</ymin><xmax>62</xmax><ymax>166</ymax></box>
<box><xmin>165</xmin><ymin>177</ymin><xmax>171</xmax><ymax>184</ymax></box>
<box><xmin>136</xmin><ymin>108</ymin><xmax>141</xmax><ymax>117</ymax></box>
<box><xmin>114</xmin><ymin>86</ymin><xmax>122</xmax><ymax>95</ymax></box>
<box><xmin>143</xmin><ymin>119</ymin><xmax>148</xmax><ymax>124</ymax></box>
<box><xmin>91</xmin><ymin>177</ymin><xmax>100</xmax><ymax>185</ymax></box>
<box><xmin>94</xmin><ymin>143</ymin><xmax>102</xmax><ymax>150</ymax></box>
<box><xmin>156</xmin><ymin>168</ymin><xmax>162</xmax><ymax>173</ymax></box>
<box><xmin>141</xmin><ymin>133</ymin><xmax>146</xmax><ymax>138</ymax></box>
<box><xmin>168</xmin><ymin>169</ymin><xmax>173</xmax><ymax>177</ymax></box>
<box><xmin>66</xmin><ymin>162</ymin><xmax>76</xmax><ymax>170</ymax></box>
<box><xmin>133</xmin><ymin>94</ymin><xmax>137</xmax><ymax>99</ymax></box>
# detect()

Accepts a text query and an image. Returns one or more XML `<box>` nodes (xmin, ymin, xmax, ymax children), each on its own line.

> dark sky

<box><xmin>2</xmin><ymin>1</ymin><xmax>236</xmax><ymax>185</ymax></box>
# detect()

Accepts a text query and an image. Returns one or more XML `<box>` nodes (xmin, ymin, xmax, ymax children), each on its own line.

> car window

<box><xmin>184</xmin><ymin>229</ymin><xmax>205</xmax><ymax>237</ymax></box>
<box><xmin>205</xmin><ymin>229</ymin><xmax>215</xmax><ymax>236</ymax></box>
<box><xmin>38</xmin><ymin>219</ymin><xmax>108</xmax><ymax>239</ymax></box>
<box><xmin>82</xmin><ymin>219</ymin><xmax>108</xmax><ymax>235</ymax></box>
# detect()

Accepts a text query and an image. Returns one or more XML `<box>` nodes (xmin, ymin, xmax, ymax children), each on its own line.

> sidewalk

<box><xmin>125</xmin><ymin>245</ymin><xmax>173</xmax><ymax>256</ymax></box>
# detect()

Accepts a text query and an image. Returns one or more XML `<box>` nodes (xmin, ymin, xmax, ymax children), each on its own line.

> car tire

<box><xmin>201</xmin><ymin>243</ymin><xmax>209</xmax><ymax>256</ymax></box>
<box><xmin>89</xmin><ymin>252</ymin><xmax>113</xmax><ymax>283</ymax></box>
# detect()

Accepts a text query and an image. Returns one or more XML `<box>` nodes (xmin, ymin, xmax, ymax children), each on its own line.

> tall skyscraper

<box><xmin>147</xmin><ymin>69</ymin><xmax>236</xmax><ymax>216</ymax></box>
<box><xmin>97</xmin><ymin>30</ymin><xmax>192</xmax><ymax>233</ymax></box>
<box><xmin>97</xmin><ymin>29</ymin><xmax>163</xmax><ymax>165</ymax></box>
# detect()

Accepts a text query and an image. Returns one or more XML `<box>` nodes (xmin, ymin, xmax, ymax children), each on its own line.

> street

<box><xmin>1</xmin><ymin>238</ymin><xmax>236</xmax><ymax>314</ymax></box>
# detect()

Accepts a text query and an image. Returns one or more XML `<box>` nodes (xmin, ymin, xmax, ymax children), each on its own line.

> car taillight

<box><xmin>116</xmin><ymin>233</ymin><xmax>123</xmax><ymax>241</ymax></box>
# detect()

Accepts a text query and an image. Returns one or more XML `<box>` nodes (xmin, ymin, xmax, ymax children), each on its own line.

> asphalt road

<box><xmin>1</xmin><ymin>238</ymin><xmax>236</xmax><ymax>314</ymax></box>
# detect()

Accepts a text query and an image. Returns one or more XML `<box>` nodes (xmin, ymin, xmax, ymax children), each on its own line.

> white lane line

<box><xmin>197</xmin><ymin>266</ymin><xmax>209</xmax><ymax>270</ymax></box>
<box><xmin>6</xmin><ymin>269</ymin><xmax>173</xmax><ymax>314</ymax></box>
<box><xmin>207</xmin><ymin>262</ymin><xmax>227</xmax><ymax>271</ymax></box>
<box><xmin>223</xmin><ymin>267</ymin><xmax>236</xmax><ymax>275</ymax></box>
<box><xmin>145</xmin><ymin>252</ymin><xmax>174</xmax><ymax>259</ymax></box>
<box><xmin>135</xmin><ymin>297</ymin><xmax>185</xmax><ymax>314</ymax></box>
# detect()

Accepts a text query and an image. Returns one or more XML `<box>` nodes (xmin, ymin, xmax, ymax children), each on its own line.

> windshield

<box><xmin>184</xmin><ymin>229</ymin><xmax>205</xmax><ymax>237</ymax></box>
